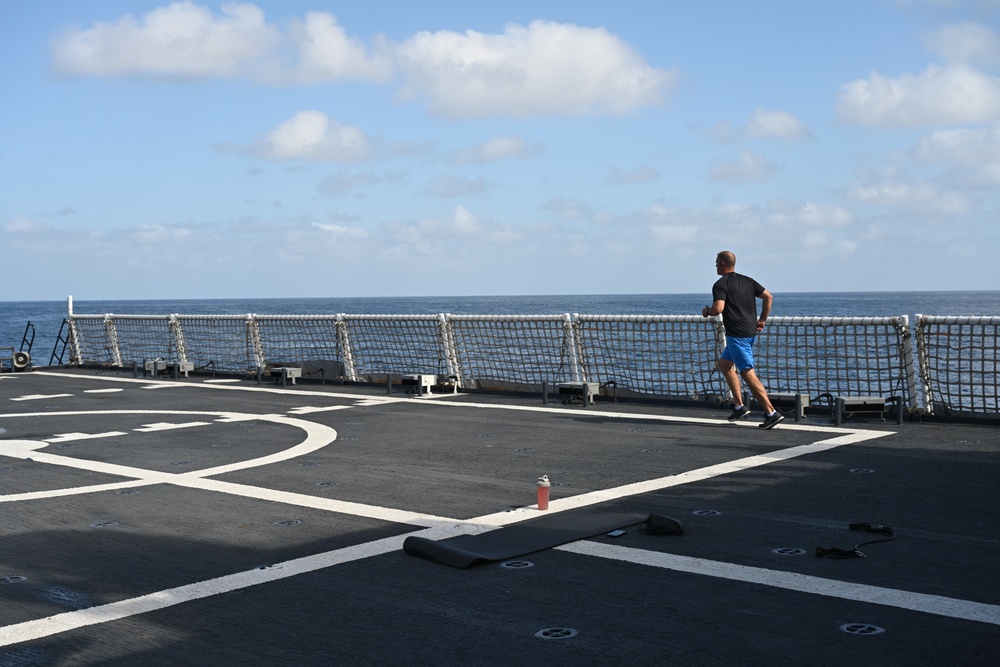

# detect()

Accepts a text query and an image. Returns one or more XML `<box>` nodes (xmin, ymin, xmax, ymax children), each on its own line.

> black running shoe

<box><xmin>759</xmin><ymin>412</ymin><xmax>785</xmax><ymax>429</ymax></box>
<box><xmin>727</xmin><ymin>405</ymin><xmax>750</xmax><ymax>421</ymax></box>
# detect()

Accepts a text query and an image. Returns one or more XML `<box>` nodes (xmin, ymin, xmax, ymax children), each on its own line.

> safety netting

<box><xmin>340</xmin><ymin>315</ymin><xmax>450</xmax><ymax>381</ymax></box>
<box><xmin>173</xmin><ymin>316</ymin><xmax>258</xmax><ymax>374</ymax></box>
<box><xmin>754</xmin><ymin>316</ymin><xmax>916</xmax><ymax>409</ymax></box>
<box><xmin>67</xmin><ymin>315</ymin><xmax>118</xmax><ymax>366</ymax></box>
<box><xmin>253</xmin><ymin>315</ymin><xmax>342</xmax><ymax>368</ymax></box>
<box><xmin>64</xmin><ymin>309</ymin><xmax>1000</xmax><ymax>416</ymax></box>
<box><xmin>916</xmin><ymin>316</ymin><xmax>999</xmax><ymax>414</ymax></box>
<box><xmin>112</xmin><ymin>315</ymin><xmax>179</xmax><ymax>366</ymax></box>
<box><xmin>448</xmin><ymin>315</ymin><xmax>573</xmax><ymax>388</ymax></box>
<box><xmin>574</xmin><ymin>315</ymin><xmax>724</xmax><ymax>399</ymax></box>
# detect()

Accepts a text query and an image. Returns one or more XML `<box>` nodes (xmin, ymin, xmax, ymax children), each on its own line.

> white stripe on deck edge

<box><xmin>0</xmin><ymin>534</ymin><xmax>407</xmax><ymax>647</ymax></box>
<box><xmin>9</xmin><ymin>394</ymin><xmax>73</xmax><ymax>401</ymax></box>
<box><xmin>0</xmin><ymin>521</ymin><xmax>475</xmax><ymax>648</ymax></box>
<box><xmin>557</xmin><ymin>541</ymin><xmax>1000</xmax><ymax>626</ymax></box>
<box><xmin>132</xmin><ymin>421</ymin><xmax>212</xmax><ymax>432</ymax></box>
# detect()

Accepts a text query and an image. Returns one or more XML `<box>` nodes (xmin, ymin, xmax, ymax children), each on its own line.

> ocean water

<box><xmin>2</xmin><ymin>291</ymin><xmax>999</xmax><ymax>365</ymax></box>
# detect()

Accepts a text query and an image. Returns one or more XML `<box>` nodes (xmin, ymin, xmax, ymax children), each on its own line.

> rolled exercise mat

<box><xmin>403</xmin><ymin>508</ymin><xmax>644</xmax><ymax>568</ymax></box>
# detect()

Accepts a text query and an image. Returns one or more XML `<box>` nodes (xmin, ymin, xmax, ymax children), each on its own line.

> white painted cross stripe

<box><xmin>287</xmin><ymin>405</ymin><xmax>354</xmax><ymax>415</ymax></box>
<box><xmin>10</xmin><ymin>394</ymin><xmax>73</xmax><ymax>401</ymax></box>
<box><xmin>44</xmin><ymin>432</ymin><xmax>128</xmax><ymax>443</ymax></box>
<box><xmin>558</xmin><ymin>541</ymin><xmax>1000</xmax><ymax>626</ymax></box>
<box><xmin>132</xmin><ymin>422</ymin><xmax>212</xmax><ymax>433</ymax></box>
<box><xmin>0</xmin><ymin>532</ymin><xmax>412</xmax><ymax>647</ymax></box>
<box><xmin>0</xmin><ymin>519</ymin><xmax>483</xmax><ymax>649</ymax></box>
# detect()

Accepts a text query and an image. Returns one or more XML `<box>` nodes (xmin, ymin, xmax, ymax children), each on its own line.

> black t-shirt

<box><xmin>712</xmin><ymin>272</ymin><xmax>765</xmax><ymax>338</ymax></box>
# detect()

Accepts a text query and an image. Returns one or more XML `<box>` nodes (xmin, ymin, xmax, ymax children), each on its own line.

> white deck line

<box><xmin>558</xmin><ymin>541</ymin><xmax>1000</xmax><ymax>626</ymax></box>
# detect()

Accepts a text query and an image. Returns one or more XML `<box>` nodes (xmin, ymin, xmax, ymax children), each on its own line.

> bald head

<box><xmin>716</xmin><ymin>251</ymin><xmax>736</xmax><ymax>269</ymax></box>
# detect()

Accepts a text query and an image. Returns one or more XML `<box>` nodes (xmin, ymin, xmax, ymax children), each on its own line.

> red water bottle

<box><xmin>537</xmin><ymin>475</ymin><xmax>551</xmax><ymax>510</ymax></box>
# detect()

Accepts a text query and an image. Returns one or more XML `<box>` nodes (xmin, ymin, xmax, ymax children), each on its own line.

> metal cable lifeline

<box><xmin>62</xmin><ymin>305</ymin><xmax>999</xmax><ymax>417</ymax></box>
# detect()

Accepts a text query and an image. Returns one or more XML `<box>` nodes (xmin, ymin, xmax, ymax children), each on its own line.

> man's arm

<box><xmin>756</xmin><ymin>289</ymin><xmax>773</xmax><ymax>331</ymax></box>
<box><xmin>702</xmin><ymin>299</ymin><xmax>726</xmax><ymax>317</ymax></box>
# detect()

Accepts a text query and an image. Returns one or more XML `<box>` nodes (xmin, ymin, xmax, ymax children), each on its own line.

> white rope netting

<box><xmin>63</xmin><ymin>310</ymin><xmax>998</xmax><ymax>416</ymax></box>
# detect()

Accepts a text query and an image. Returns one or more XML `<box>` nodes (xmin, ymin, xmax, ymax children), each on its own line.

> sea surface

<box><xmin>2</xmin><ymin>291</ymin><xmax>999</xmax><ymax>365</ymax></box>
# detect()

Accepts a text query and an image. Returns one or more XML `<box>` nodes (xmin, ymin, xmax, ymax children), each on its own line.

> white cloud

<box><xmin>709</xmin><ymin>150</ymin><xmax>780</xmax><ymax>183</ymax></box>
<box><xmin>579</xmin><ymin>197</ymin><xmax>857</xmax><ymax>251</ymax></box>
<box><xmin>710</xmin><ymin>109</ymin><xmax>810</xmax><ymax>143</ymax></box>
<box><xmin>606</xmin><ymin>164</ymin><xmax>659</xmax><ymax>184</ymax></box>
<box><xmin>424</xmin><ymin>175</ymin><xmax>493</xmax><ymax>198</ymax></box>
<box><xmin>286</xmin><ymin>11</ymin><xmax>392</xmax><ymax>83</ymax></box>
<box><xmin>318</xmin><ymin>171</ymin><xmax>382</xmax><ymax>197</ymax></box>
<box><xmin>449</xmin><ymin>134</ymin><xmax>542</xmax><ymax>164</ymax></box>
<box><xmin>650</xmin><ymin>224</ymin><xmax>699</xmax><ymax>243</ymax></box>
<box><xmin>540</xmin><ymin>196</ymin><xmax>595</xmax><ymax>221</ymax></box>
<box><xmin>765</xmin><ymin>200</ymin><xmax>855</xmax><ymax>227</ymax></box>
<box><xmin>50</xmin><ymin>7</ymin><xmax>674</xmax><ymax>119</ymax></box>
<box><xmin>243</xmin><ymin>111</ymin><xmax>372</xmax><ymax>162</ymax></box>
<box><xmin>910</xmin><ymin>124</ymin><xmax>1000</xmax><ymax>188</ymax></box>
<box><xmin>924</xmin><ymin>22</ymin><xmax>1000</xmax><ymax>65</ymax></box>
<box><xmin>801</xmin><ymin>230</ymin><xmax>829</xmax><ymax>249</ymax></box>
<box><xmin>843</xmin><ymin>168</ymin><xmax>973</xmax><ymax>214</ymax></box>
<box><xmin>849</xmin><ymin>181</ymin><xmax>934</xmax><ymax>205</ymax></box>
<box><xmin>837</xmin><ymin>64</ymin><xmax>1000</xmax><ymax>127</ymax></box>
<box><xmin>3</xmin><ymin>216</ymin><xmax>52</xmax><ymax>233</ymax></box>
<box><xmin>395</xmin><ymin>20</ymin><xmax>677</xmax><ymax>118</ymax></box>
<box><xmin>940</xmin><ymin>163</ymin><xmax>1000</xmax><ymax>188</ymax></box>
<box><xmin>51</xmin><ymin>1</ymin><xmax>277</xmax><ymax>78</ymax></box>
<box><xmin>745</xmin><ymin>109</ymin><xmax>811</xmax><ymax>140</ymax></box>
<box><xmin>912</xmin><ymin>123</ymin><xmax>1000</xmax><ymax>164</ymax></box>
<box><xmin>311</xmin><ymin>222</ymin><xmax>370</xmax><ymax>239</ymax></box>
<box><xmin>708</xmin><ymin>120</ymin><xmax>739</xmax><ymax>143</ymax></box>
<box><xmin>386</xmin><ymin>140</ymin><xmax>437</xmax><ymax>157</ymax></box>
<box><xmin>382</xmin><ymin>206</ymin><xmax>521</xmax><ymax>262</ymax></box>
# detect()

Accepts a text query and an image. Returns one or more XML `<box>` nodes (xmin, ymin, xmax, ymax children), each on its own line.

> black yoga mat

<box><xmin>403</xmin><ymin>509</ymin><xmax>644</xmax><ymax>568</ymax></box>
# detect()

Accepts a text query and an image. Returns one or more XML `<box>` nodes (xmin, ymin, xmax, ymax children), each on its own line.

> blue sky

<box><xmin>2</xmin><ymin>1</ymin><xmax>999</xmax><ymax>301</ymax></box>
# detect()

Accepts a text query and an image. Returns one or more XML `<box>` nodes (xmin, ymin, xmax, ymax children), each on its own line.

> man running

<box><xmin>701</xmin><ymin>251</ymin><xmax>784</xmax><ymax>429</ymax></box>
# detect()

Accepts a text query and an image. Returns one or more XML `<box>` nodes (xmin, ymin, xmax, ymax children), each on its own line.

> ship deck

<box><xmin>1</xmin><ymin>368</ymin><xmax>998</xmax><ymax>665</ymax></box>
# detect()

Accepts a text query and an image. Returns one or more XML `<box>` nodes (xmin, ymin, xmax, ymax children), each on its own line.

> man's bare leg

<box><xmin>740</xmin><ymin>368</ymin><xmax>775</xmax><ymax>414</ymax></box>
<box><xmin>718</xmin><ymin>358</ymin><xmax>745</xmax><ymax>406</ymax></box>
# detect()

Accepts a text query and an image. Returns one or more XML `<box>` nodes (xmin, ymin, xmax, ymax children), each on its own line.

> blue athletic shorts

<box><xmin>721</xmin><ymin>336</ymin><xmax>756</xmax><ymax>372</ymax></box>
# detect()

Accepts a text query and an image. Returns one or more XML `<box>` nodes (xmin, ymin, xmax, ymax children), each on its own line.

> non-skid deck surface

<box><xmin>1</xmin><ymin>368</ymin><xmax>999</xmax><ymax>666</ymax></box>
